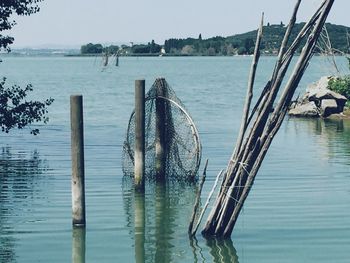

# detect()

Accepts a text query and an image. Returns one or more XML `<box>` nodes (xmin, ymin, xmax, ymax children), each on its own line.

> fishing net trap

<box><xmin>122</xmin><ymin>78</ymin><xmax>202</xmax><ymax>180</ymax></box>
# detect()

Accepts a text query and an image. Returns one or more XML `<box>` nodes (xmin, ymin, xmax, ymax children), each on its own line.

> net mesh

<box><xmin>122</xmin><ymin>78</ymin><xmax>201</xmax><ymax>180</ymax></box>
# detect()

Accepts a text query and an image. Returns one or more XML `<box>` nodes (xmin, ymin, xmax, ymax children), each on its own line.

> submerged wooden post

<box><xmin>70</xmin><ymin>95</ymin><xmax>86</xmax><ymax>226</ymax></box>
<box><xmin>155</xmin><ymin>78</ymin><xmax>167</xmax><ymax>180</ymax></box>
<box><xmin>72</xmin><ymin>227</ymin><xmax>86</xmax><ymax>263</ymax></box>
<box><xmin>135</xmin><ymin>80</ymin><xmax>145</xmax><ymax>190</ymax></box>
<box><xmin>134</xmin><ymin>190</ymin><xmax>145</xmax><ymax>263</ymax></box>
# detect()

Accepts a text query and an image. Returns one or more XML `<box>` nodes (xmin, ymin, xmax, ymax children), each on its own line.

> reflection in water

<box><xmin>154</xmin><ymin>182</ymin><xmax>174</xmax><ymax>263</ymax></box>
<box><xmin>72</xmin><ymin>227</ymin><xmax>86</xmax><ymax>263</ymax></box>
<box><xmin>189</xmin><ymin>238</ymin><xmax>204</xmax><ymax>263</ymax></box>
<box><xmin>292</xmin><ymin>118</ymin><xmax>350</xmax><ymax>164</ymax></box>
<box><xmin>189</xmin><ymin>237</ymin><xmax>239</xmax><ymax>263</ymax></box>
<box><xmin>134</xmin><ymin>190</ymin><xmax>145</xmax><ymax>263</ymax></box>
<box><xmin>205</xmin><ymin>238</ymin><xmax>239</xmax><ymax>263</ymax></box>
<box><xmin>0</xmin><ymin>147</ymin><xmax>48</xmax><ymax>263</ymax></box>
<box><xmin>122</xmin><ymin>179</ymin><xmax>240</xmax><ymax>262</ymax></box>
<box><xmin>123</xmin><ymin>179</ymin><xmax>199</xmax><ymax>262</ymax></box>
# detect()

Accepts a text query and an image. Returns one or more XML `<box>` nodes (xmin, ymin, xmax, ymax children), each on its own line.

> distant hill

<box><xmin>162</xmin><ymin>22</ymin><xmax>350</xmax><ymax>56</ymax></box>
<box><xmin>79</xmin><ymin>22</ymin><xmax>350</xmax><ymax>56</ymax></box>
<box><xmin>226</xmin><ymin>22</ymin><xmax>350</xmax><ymax>55</ymax></box>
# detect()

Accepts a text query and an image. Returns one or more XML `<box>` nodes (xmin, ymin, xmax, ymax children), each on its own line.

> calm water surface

<box><xmin>0</xmin><ymin>56</ymin><xmax>349</xmax><ymax>262</ymax></box>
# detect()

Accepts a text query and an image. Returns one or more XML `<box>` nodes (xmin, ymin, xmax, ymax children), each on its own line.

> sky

<box><xmin>8</xmin><ymin>0</ymin><xmax>350</xmax><ymax>48</ymax></box>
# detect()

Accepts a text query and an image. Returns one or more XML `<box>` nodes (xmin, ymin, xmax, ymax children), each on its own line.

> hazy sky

<box><xmin>9</xmin><ymin>0</ymin><xmax>350</xmax><ymax>48</ymax></box>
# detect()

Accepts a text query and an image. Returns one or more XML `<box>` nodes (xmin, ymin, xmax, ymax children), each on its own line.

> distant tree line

<box><xmin>80</xmin><ymin>40</ymin><xmax>161</xmax><ymax>55</ymax></box>
<box><xmin>80</xmin><ymin>43</ymin><xmax>120</xmax><ymax>54</ymax></box>
<box><xmin>80</xmin><ymin>22</ymin><xmax>350</xmax><ymax>56</ymax></box>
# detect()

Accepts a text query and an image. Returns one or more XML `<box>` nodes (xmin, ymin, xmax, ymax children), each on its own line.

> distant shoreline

<box><xmin>1</xmin><ymin>51</ymin><xmax>348</xmax><ymax>58</ymax></box>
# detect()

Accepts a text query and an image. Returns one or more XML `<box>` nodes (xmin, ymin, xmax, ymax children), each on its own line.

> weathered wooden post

<box><xmin>72</xmin><ymin>227</ymin><xmax>86</xmax><ymax>263</ymax></box>
<box><xmin>134</xmin><ymin>80</ymin><xmax>145</xmax><ymax>190</ymax></box>
<box><xmin>155</xmin><ymin>78</ymin><xmax>167</xmax><ymax>180</ymax></box>
<box><xmin>70</xmin><ymin>95</ymin><xmax>86</xmax><ymax>226</ymax></box>
<box><xmin>116</xmin><ymin>54</ymin><xmax>119</xmax><ymax>67</ymax></box>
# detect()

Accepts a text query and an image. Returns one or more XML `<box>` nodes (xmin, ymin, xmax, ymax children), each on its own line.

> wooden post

<box><xmin>135</xmin><ymin>80</ymin><xmax>145</xmax><ymax>190</ymax></box>
<box><xmin>70</xmin><ymin>95</ymin><xmax>86</xmax><ymax>226</ymax></box>
<box><xmin>72</xmin><ymin>227</ymin><xmax>86</xmax><ymax>263</ymax></box>
<box><xmin>155</xmin><ymin>78</ymin><xmax>167</xmax><ymax>180</ymax></box>
<box><xmin>116</xmin><ymin>54</ymin><xmax>119</xmax><ymax>67</ymax></box>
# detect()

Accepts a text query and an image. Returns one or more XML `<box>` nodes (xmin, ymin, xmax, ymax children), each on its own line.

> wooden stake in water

<box><xmin>134</xmin><ymin>80</ymin><xmax>145</xmax><ymax>190</ymax></box>
<box><xmin>70</xmin><ymin>95</ymin><xmax>86</xmax><ymax>226</ymax></box>
<box><xmin>155</xmin><ymin>78</ymin><xmax>167</xmax><ymax>180</ymax></box>
<box><xmin>116</xmin><ymin>54</ymin><xmax>119</xmax><ymax>67</ymax></box>
<box><xmin>72</xmin><ymin>227</ymin><xmax>86</xmax><ymax>263</ymax></box>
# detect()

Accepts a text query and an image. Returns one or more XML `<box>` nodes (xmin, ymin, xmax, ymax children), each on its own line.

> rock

<box><xmin>309</xmin><ymin>89</ymin><xmax>347</xmax><ymax>105</ymax></box>
<box><xmin>320</xmin><ymin>99</ymin><xmax>338</xmax><ymax>117</ymax></box>
<box><xmin>288</xmin><ymin>76</ymin><xmax>348</xmax><ymax>118</ymax></box>
<box><xmin>288</xmin><ymin>101</ymin><xmax>319</xmax><ymax>117</ymax></box>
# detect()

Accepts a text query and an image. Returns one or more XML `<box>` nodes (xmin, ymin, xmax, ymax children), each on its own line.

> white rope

<box><xmin>222</xmin><ymin>160</ymin><xmax>253</xmax><ymax>206</ymax></box>
<box><xmin>191</xmin><ymin>169</ymin><xmax>224</xmax><ymax>236</ymax></box>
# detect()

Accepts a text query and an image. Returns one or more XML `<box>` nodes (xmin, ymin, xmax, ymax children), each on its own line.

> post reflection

<box><xmin>122</xmin><ymin>178</ymin><xmax>241</xmax><ymax>263</ymax></box>
<box><xmin>189</xmin><ymin>237</ymin><xmax>205</xmax><ymax>263</ymax></box>
<box><xmin>123</xmin><ymin>178</ymin><xmax>197</xmax><ymax>263</ymax></box>
<box><xmin>134</xmin><ymin>190</ymin><xmax>145</xmax><ymax>263</ymax></box>
<box><xmin>72</xmin><ymin>227</ymin><xmax>86</xmax><ymax>263</ymax></box>
<box><xmin>205</xmin><ymin>238</ymin><xmax>239</xmax><ymax>263</ymax></box>
<box><xmin>154</xmin><ymin>182</ymin><xmax>174</xmax><ymax>263</ymax></box>
<box><xmin>189</xmin><ymin>237</ymin><xmax>239</xmax><ymax>263</ymax></box>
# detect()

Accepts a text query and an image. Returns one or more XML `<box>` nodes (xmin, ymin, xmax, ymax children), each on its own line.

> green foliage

<box><xmin>328</xmin><ymin>76</ymin><xmax>350</xmax><ymax>99</ymax></box>
<box><xmin>0</xmin><ymin>0</ymin><xmax>43</xmax><ymax>52</ymax></box>
<box><xmin>0</xmin><ymin>0</ymin><xmax>54</xmax><ymax>134</ymax></box>
<box><xmin>328</xmin><ymin>57</ymin><xmax>350</xmax><ymax>102</ymax></box>
<box><xmin>0</xmin><ymin>78</ymin><xmax>54</xmax><ymax>135</ymax></box>
<box><xmin>244</xmin><ymin>38</ymin><xmax>255</xmax><ymax>54</ymax></box>
<box><xmin>81</xmin><ymin>43</ymin><xmax>103</xmax><ymax>54</ymax></box>
<box><xmin>103</xmin><ymin>45</ymin><xmax>119</xmax><ymax>54</ymax></box>
<box><xmin>132</xmin><ymin>40</ymin><xmax>161</xmax><ymax>54</ymax></box>
<box><xmin>237</xmin><ymin>47</ymin><xmax>247</xmax><ymax>55</ymax></box>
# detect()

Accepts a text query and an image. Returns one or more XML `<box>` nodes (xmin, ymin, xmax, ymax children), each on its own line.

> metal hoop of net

<box><xmin>122</xmin><ymin>78</ymin><xmax>201</xmax><ymax>180</ymax></box>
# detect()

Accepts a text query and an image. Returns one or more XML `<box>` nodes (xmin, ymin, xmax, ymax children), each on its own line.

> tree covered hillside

<box><xmin>81</xmin><ymin>22</ymin><xmax>350</xmax><ymax>56</ymax></box>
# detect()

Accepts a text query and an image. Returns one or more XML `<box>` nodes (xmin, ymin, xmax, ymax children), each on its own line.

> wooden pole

<box><xmin>230</xmin><ymin>13</ymin><xmax>264</xmax><ymax>163</ymax></box>
<box><xmin>70</xmin><ymin>95</ymin><xmax>86</xmax><ymax>226</ymax></box>
<box><xmin>135</xmin><ymin>80</ymin><xmax>145</xmax><ymax>190</ymax></box>
<box><xmin>155</xmin><ymin>78</ymin><xmax>167</xmax><ymax>180</ymax></box>
<box><xmin>116</xmin><ymin>54</ymin><xmax>119</xmax><ymax>67</ymax></box>
<box><xmin>188</xmin><ymin>159</ymin><xmax>208</xmax><ymax>236</ymax></box>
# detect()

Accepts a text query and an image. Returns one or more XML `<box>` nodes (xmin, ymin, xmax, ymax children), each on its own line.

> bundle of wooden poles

<box><xmin>189</xmin><ymin>0</ymin><xmax>334</xmax><ymax>238</ymax></box>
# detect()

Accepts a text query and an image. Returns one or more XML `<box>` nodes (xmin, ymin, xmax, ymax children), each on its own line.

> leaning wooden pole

<box><xmin>134</xmin><ymin>80</ymin><xmax>146</xmax><ymax>190</ymax></box>
<box><xmin>230</xmin><ymin>13</ymin><xmax>264</xmax><ymax>164</ymax></box>
<box><xmin>188</xmin><ymin>159</ymin><xmax>208</xmax><ymax>236</ymax></box>
<box><xmin>70</xmin><ymin>95</ymin><xmax>86</xmax><ymax>226</ymax></box>
<box><xmin>201</xmin><ymin>0</ymin><xmax>334</xmax><ymax>238</ymax></box>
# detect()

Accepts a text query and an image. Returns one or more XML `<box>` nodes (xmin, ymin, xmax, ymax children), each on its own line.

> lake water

<box><xmin>0</xmin><ymin>56</ymin><xmax>349</xmax><ymax>263</ymax></box>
